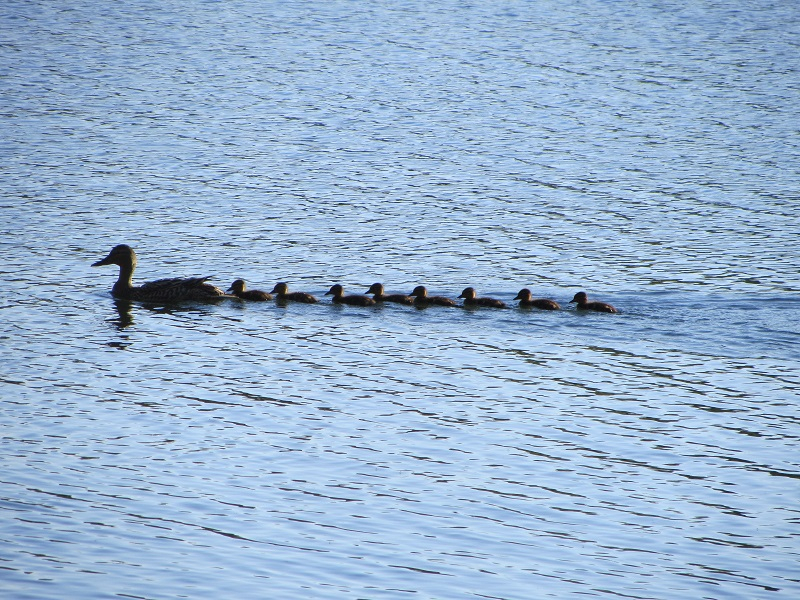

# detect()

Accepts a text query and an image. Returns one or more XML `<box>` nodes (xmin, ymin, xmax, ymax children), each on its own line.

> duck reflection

<box><xmin>107</xmin><ymin>297</ymin><xmax>219</xmax><ymax>331</ymax></box>
<box><xmin>111</xmin><ymin>298</ymin><xmax>134</xmax><ymax>330</ymax></box>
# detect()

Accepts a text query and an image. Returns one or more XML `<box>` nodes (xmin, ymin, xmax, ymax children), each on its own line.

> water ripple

<box><xmin>3</xmin><ymin>0</ymin><xmax>800</xmax><ymax>599</ymax></box>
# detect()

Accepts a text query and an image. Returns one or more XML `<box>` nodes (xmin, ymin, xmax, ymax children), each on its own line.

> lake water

<box><xmin>2</xmin><ymin>1</ymin><xmax>799</xmax><ymax>598</ymax></box>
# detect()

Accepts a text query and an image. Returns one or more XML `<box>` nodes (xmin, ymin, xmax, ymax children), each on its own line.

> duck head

<box><xmin>93</xmin><ymin>244</ymin><xmax>136</xmax><ymax>268</ymax></box>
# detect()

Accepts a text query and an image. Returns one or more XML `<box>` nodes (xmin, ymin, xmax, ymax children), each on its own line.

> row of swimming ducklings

<box><xmin>233</xmin><ymin>280</ymin><xmax>617</xmax><ymax>313</ymax></box>
<box><xmin>93</xmin><ymin>244</ymin><xmax>618</xmax><ymax>313</ymax></box>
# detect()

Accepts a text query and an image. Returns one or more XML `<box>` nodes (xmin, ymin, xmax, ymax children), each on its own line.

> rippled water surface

<box><xmin>2</xmin><ymin>1</ymin><xmax>799</xmax><ymax>598</ymax></box>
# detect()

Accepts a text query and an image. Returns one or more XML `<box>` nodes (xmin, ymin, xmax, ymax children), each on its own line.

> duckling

<box><xmin>569</xmin><ymin>291</ymin><xmax>618</xmax><ymax>313</ymax></box>
<box><xmin>92</xmin><ymin>244</ymin><xmax>226</xmax><ymax>302</ymax></box>
<box><xmin>270</xmin><ymin>282</ymin><xmax>318</xmax><ymax>303</ymax></box>
<box><xmin>365</xmin><ymin>283</ymin><xmax>414</xmax><ymax>305</ymax></box>
<box><xmin>513</xmin><ymin>288</ymin><xmax>560</xmax><ymax>310</ymax></box>
<box><xmin>408</xmin><ymin>285</ymin><xmax>457</xmax><ymax>307</ymax></box>
<box><xmin>227</xmin><ymin>279</ymin><xmax>272</xmax><ymax>301</ymax></box>
<box><xmin>325</xmin><ymin>284</ymin><xmax>376</xmax><ymax>306</ymax></box>
<box><xmin>458</xmin><ymin>287</ymin><xmax>506</xmax><ymax>308</ymax></box>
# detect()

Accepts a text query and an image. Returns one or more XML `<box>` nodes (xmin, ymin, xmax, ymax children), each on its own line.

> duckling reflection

<box><xmin>513</xmin><ymin>288</ymin><xmax>560</xmax><ymax>310</ymax></box>
<box><xmin>270</xmin><ymin>282</ymin><xmax>318</xmax><ymax>303</ymax></box>
<box><xmin>365</xmin><ymin>283</ymin><xmax>414</xmax><ymax>305</ymax></box>
<box><xmin>458</xmin><ymin>287</ymin><xmax>506</xmax><ymax>308</ymax></box>
<box><xmin>325</xmin><ymin>284</ymin><xmax>376</xmax><ymax>306</ymax></box>
<box><xmin>569</xmin><ymin>291</ymin><xmax>618</xmax><ymax>313</ymax></box>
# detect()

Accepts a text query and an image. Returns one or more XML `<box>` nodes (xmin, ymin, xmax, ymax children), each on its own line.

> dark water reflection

<box><xmin>3</xmin><ymin>0</ymin><xmax>800</xmax><ymax>599</ymax></box>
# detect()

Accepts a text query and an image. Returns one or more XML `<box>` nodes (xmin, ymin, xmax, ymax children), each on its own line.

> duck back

<box><xmin>134</xmin><ymin>277</ymin><xmax>225</xmax><ymax>302</ymax></box>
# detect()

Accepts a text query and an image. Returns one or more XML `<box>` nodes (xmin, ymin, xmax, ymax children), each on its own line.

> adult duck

<box><xmin>270</xmin><ymin>282</ymin><xmax>318</xmax><ymax>303</ymax></box>
<box><xmin>227</xmin><ymin>279</ymin><xmax>272</xmax><ymax>301</ymax></box>
<box><xmin>365</xmin><ymin>283</ymin><xmax>414</xmax><ymax>305</ymax></box>
<box><xmin>92</xmin><ymin>244</ymin><xmax>225</xmax><ymax>302</ymax></box>
<box><xmin>569</xmin><ymin>291</ymin><xmax>618</xmax><ymax>313</ymax></box>
<box><xmin>408</xmin><ymin>285</ymin><xmax>456</xmax><ymax>307</ymax></box>
<box><xmin>513</xmin><ymin>288</ymin><xmax>560</xmax><ymax>310</ymax></box>
<box><xmin>458</xmin><ymin>287</ymin><xmax>506</xmax><ymax>308</ymax></box>
<box><xmin>325</xmin><ymin>284</ymin><xmax>376</xmax><ymax>306</ymax></box>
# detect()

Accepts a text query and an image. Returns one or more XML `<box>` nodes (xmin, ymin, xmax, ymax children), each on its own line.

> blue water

<box><xmin>2</xmin><ymin>1</ymin><xmax>799</xmax><ymax>599</ymax></box>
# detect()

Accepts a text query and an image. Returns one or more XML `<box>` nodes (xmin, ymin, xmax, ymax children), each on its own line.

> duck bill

<box><xmin>92</xmin><ymin>255</ymin><xmax>114</xmax><ymax>267</ymax></box>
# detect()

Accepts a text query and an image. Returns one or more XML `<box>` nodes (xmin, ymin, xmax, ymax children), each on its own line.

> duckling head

<box><xmin>514</xmin><ymin>288</ymin><xmax>532</xmax><ymax>301</ymax></box>
<box><xmin>227</xmin><ymin>279</ymin><xmax>246</xmax><ymax>294</ymax></box>
<box><xmin>458</xmin><ymin>287</ymin><xmax>477</xmax><ymax>300</ymax></box>
<box><xmin>570</xmin><ymin>292</ymin><xmax>587</xmax><ymax>304</ymax></box>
